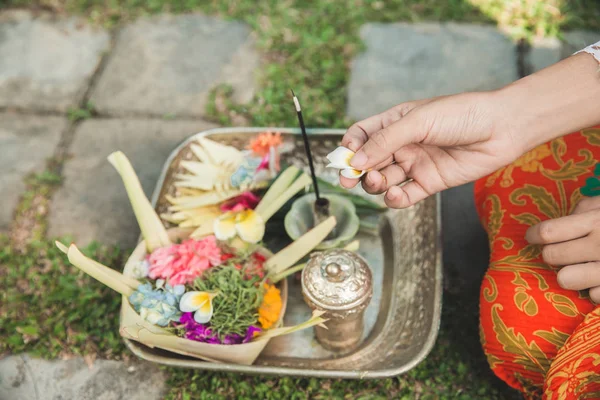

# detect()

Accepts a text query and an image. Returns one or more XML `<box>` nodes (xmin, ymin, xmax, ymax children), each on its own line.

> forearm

<box><xmin>496</xmin><ymin>50</ymin><xmax>600</xmax><ymax>153</ymax></box>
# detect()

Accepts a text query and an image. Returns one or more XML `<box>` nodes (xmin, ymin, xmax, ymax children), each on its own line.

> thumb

<box><xmin>350</xmin><ymin>111</ymin><xmax>427</xmax><ymax>170</ymax></box>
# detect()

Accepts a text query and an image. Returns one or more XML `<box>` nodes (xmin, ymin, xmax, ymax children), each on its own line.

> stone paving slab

<box><xmin>90</xmin><ymin>14</ymin><xmax>259</xmax><ymax>118</ymax></box>
<box><xmin>527</xmin><ymin>30</ymin><xmax>600</xmax><ymax>73</ymax></box>
<box><xmin>0</xmin><ymin>113</ymin><xmax>65</xmax><ymax>230</ymax></box>
<box><xmin>0</xmin><ymin>11</ymin><xmax>110</xmax><ymax>113</ymax></box>
<box><xmin>0</xmin><ymin>355</ymin><xmax>165</xmax><ymax>400</ymax></box>
<box><xmin>561</xmin><ymin>30</ymin><xmax>600</xmax><ymax>58</ymax></box>
<box><xmin>347</xmin><ymin>23</ymin><xmax>518</xmax><ymax>120</ymax></box>
<box><xmin>49</xmin><ymin>118</ymin><xmax>217</xmax><ymax>247</ymax></box>
<box><xmin>528</xmin><ymin>37</ymin><xmax>562</xmax><ymax>73</ymax></box>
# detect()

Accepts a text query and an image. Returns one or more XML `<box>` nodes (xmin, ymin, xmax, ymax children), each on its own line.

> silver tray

<box><xmin>123</xmin><ymin>127</ymin><xmax>442</xmax><ymax>379</ymax></box>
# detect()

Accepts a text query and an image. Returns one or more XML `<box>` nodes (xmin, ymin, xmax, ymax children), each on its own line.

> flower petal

<box><xmin>172</xmin><ymin>285</ymin><xmax>186</xmax><ymax>296</ymax></box>
<box><xmin>326</xmin><ymin>147</ymin><xmax>354</xmax><ymax>169</ymax></box>
<box><xmin>340</xmin><ymin>168</ymin><xmax>366</xmax><ymax>179</ymax></box>
<box><xmin>235</xmin><ymin>210</ymin><xmax>265</xmax><ymax>243</ymax></box>
<box><xmin>179</xmin><ymin>291</ymin><xmax>209</xmax><ymax>312</ymax></box>
<box><xmin>193</xmin><ymin>300</ymin><xmax>214</xmax><ymax>323</ymax></box>
<box><xmin>141</xmin><ymin>307</ymin><xmax>166</xmax><ymax>326</ymax></box>
<box><xmin>213</xmin><ymin>212</ymin><xmax>237</xmax><ymax>240</ymax></box>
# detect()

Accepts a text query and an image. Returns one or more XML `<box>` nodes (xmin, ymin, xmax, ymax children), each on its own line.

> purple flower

<box><xmin>178</xmin><ymin>313</ymin><xmax>261</xmax><ymax>345</ymax></box>
<box><xmin>244</xmin><ymin>325</ymin><xmax>261</xmax><ymax>343</ymax></box>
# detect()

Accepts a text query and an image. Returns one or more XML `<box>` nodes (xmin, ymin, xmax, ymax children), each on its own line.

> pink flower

<box><xmin>256</xmin><ymin>153</ymin><xmax>270</xmax><ymax>173</ymax></box>
<box><xmin>220</xmin><ymin>192</ymin><xmax>261</xmax><ymax>212</ymax></box>
<box><xmin>148</xmin><ymin>236</ymin><xmax>222</xmax><ymax>286</ymax></box>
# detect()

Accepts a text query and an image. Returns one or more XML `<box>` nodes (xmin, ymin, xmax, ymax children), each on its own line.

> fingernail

<box><xmin>366</xmin><ymin>171</ymin><xmax>380</xmax><ymax>186</ymax></box>
<box><xmin>350</xmin><ymin>151</ymin><xmax>367</xmax><ymax>168</ymax></box>
<box><xmin>386</xmin><ymin>186</ymin><xmax>400</xmax><ymax>200</ymax></box>
<box><xmin>556</xmin><ymin>271</ymin><xmax>571</xmax><ymax>290</ymax></box>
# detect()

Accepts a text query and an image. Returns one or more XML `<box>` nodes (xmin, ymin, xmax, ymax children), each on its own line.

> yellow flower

<box><xmin>258</xmin><ymin>284</ymin><xmax>282</xmax><ymax>329</ymax></box>
<box><xmin>213</xmin><ymin>209</ymin><xmax>265</xmax><ymax>244</ymax></box>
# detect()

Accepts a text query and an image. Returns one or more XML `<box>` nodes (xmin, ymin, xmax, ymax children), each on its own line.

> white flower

<box><xmin>326</xmin><ymin>146</ymin><xmax>366</xmax><ymax>178</ymax></box>
<box><xmin>179</xmin><ymin>291</ymin><xmax>218</xmax><ymax>323</ymax></box>
<box><xmin>213</xmin><ymin>209</ymin><xmax>265</xmax><ymax>244</ymax></box>
<box><xmin>140</xmin><ymin>308</ymin><xmax>164</xmax><ymax>325</ymax></box>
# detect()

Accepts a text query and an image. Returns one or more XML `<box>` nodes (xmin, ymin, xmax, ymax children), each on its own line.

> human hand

<box><xmin>340</xmin><ymin>53</ymin><xmax>600</xmax><ymax>208</ymax></box>
<box><xmin>525</xmin><ymin>196</ymin><xmax>600</xmax><ymax>303</ymax></box>
<box><xmin>339</xmin><ymin>92</ymin><xmax>522</xmax><ymax>208</ymax></box>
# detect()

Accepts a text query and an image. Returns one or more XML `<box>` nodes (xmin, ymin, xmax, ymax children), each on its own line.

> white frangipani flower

<box><xmin>179</xmin><ymin>291</ymin><xmax>218</xmax><ymax>323</ymax></box>
<box><xmin>326</xmin><ymin>146</ymin><xmax>366</xmax><ymax>178</ymax></box>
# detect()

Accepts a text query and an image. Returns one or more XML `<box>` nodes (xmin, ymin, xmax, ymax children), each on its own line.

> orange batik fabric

<box><xmin>475</xmin><ymin>127</ymin><xmax>600</xmax><ymax>399</ymax></box>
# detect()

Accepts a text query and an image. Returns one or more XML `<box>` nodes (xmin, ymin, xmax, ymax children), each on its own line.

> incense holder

<box><xmin>285</xmin><ymin>193</ymin><xmax>359</xmax><ymax>249</ymax></box>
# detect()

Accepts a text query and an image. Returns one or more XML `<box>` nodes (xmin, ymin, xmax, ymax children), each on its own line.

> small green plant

<box><xmin>67</xmin><ymin>102</ymin><xmax>96</xmax><ymax>122</ymax></box>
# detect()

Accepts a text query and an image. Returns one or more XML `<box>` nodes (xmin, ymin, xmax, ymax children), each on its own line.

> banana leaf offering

<box><xmin>56</xmin><ymin>138</ymin><xmax>333</xmax><ymax>365</ymax></box>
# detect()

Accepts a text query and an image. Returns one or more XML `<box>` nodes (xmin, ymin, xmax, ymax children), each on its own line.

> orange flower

<box><xmin>258</xmin><ymin>283</ymin><xmax>282</xmax><ymax>329</ymax></box>
<box><xmin>249</xmin><ymin>132</ymin><xmax>282</xmax><ymax>156</ymax></box>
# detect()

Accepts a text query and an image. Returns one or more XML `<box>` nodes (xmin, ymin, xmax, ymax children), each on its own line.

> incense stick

<box><xmin>291</xmin><ymin>90</ymin><xmax>322</xmax><ymax>202</ymax></box>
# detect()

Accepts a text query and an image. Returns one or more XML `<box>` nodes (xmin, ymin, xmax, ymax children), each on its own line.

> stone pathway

<box><xmin>1</xmin><ymin>7</ymin><xmax>598</xmax><ymax>398</ymax></box>
<box><xmin>0</xmin><ymin>355</ymin><xmax>165</xmax><ymax>400</ymax></box>
<box><xmin>48</xmin><ymin>118</ymin><xmax>216</xmax><ymax>247</ymax></box>
<box><xmin>89</xmin><ymin>14</ymin><xmax>258</xmax><ymax>118</ymax></box>
<box><xmin>0</xmin><ymin>115</ymin><xmax>64</xmax><ymax>229</ymax></box>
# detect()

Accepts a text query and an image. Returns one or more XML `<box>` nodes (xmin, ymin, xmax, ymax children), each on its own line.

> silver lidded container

<box><xmin>301</xmin><ymin>249</ymin><xmax>373</xmax><ymax>352</ymax></box>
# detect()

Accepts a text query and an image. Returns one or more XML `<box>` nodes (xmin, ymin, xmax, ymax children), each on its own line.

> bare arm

<box><xmin>340</xmin><ymin>45</ymin><xmax>600</xmax><ymax>208</ymax></box>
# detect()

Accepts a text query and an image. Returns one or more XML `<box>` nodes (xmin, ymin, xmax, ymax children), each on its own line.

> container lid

<box><xmin>301</xmin><ymin>249</ymin><xmax>372</xmax><ymax>311</ymax></box>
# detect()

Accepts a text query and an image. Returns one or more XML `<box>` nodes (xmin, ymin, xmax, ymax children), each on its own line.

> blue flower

<box><xmin>230</xmin><ymin>157</ymin><xmax>263</xmax><ymax>188</ymax></box>
<box><xmin>128</xmin><ymin>281</ymin><xmax>186</xmax><ymax>327</ymax></box>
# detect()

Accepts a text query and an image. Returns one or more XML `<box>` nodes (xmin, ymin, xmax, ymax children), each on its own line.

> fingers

<box><xmin>349</xmin><ymin>110</ymin><xmax>428</xmax><ymax>171</ymax></box>
<box><xmin>339</xmin><ymin>155</ymin><xmax>395</xmax><ymax>190</ymax></box>
<box><xmin>342</xmin><ymin>107</ymin><xmax>404</xmax><ymax>152</ymax></box>
<box><xmin>384</xmin><ymin>180</ymin><xmax>430</xmax><ymax>208</ymax></box>
<box><xmin>557</xmin><ymin>262</ymin><xmax>600</xmax><ymax>290</ymax></box>
<box><xmin>339</xmin><ymin>174</ymin><xmax>360</xmax><ymax>189</ymax></box>
<box><xmin>525</xmin><ymin>212</ymin><xmax>596</xmax><ymax>244</ymax></box>
<box><xmin>572</xmin><ymin>196</ymin><xmax>600</xmax><ymax>214</ymax></box>
<box><xmin>342</xmin><ymin>100</ymin><xmax>433</xmax><ymax>152</ymax></box>
<box><xmin>362</xmin><ymin>165</ymin><xmax>408</xmax><ymax>195</ymax></box>
<box><xmin>589</xmin><ymin>286</ymin><xmax>600</xmax><ymax>303</ymax></box>
<box><xmin>541</xmin><ymin>237</ymin><xmax>598</xmax><ymax>266</ymax></box>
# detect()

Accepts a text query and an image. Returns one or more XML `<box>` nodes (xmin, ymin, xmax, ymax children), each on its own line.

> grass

<box><xmin>0</xmin><ymin>236</ymin><xmax>128</xmax><ymax>360</ymax></box>
<box><xmin>0</xmin><ymin>233</ymin><xmax>514</xmax><ymax>398</ymax></box>
<box><xmin>1</xmin><ymin>0</ymin><xmax>599</xmax><ymax>398</ymax></box>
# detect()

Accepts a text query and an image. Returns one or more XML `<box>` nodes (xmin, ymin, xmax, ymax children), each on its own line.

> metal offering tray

<box><xmin>122</xmin><ymin>127</ymin><xmax>442</xmax><ymax>379</ymax></box>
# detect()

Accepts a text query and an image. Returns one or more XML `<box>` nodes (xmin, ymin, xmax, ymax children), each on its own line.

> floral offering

<box><xmin>56</xmin><ymin>150</ymin><xmax>334</xmax><ymax>365</ymax></box>
<box><xmin>127</xmin><ymin>237</ymin><xmax>283</xmax><ymax>345</ymax></box>
<box><xmin>162</xmin><ymin>133</ymin><xmax>303</xmax><ymax>240</ymax></box>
